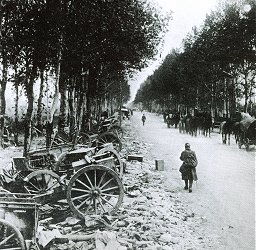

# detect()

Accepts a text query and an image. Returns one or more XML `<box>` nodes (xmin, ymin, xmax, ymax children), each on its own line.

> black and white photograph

<box><xmin>0</xmin><ymin>0</ymin><xmax>255</xmax><ymax>249</ymax></box>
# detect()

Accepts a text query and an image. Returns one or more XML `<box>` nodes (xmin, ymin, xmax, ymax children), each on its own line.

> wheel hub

<box><xmin>90</xmin><ymin>188</ymin><xmax>101</xmax><ymax>198</ymax></box>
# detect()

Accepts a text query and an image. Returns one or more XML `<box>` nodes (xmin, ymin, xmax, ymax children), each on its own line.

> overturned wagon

<box><xmin>1</xmin><ymin>145</ymin><xmax>125</xmax><ymax>219</ymax></box>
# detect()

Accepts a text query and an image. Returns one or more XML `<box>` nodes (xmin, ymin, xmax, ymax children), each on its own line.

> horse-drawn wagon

<box><xmin>237</xmin><ymin>114</ymin><xmax>256</xmax><ymax>151</ymax></box>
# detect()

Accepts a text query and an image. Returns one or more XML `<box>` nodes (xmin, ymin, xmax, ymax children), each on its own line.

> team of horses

<box><xmin>164</xmin><ymin>111</ymin><xmax>256</xmax><ymax>150</ymax></box>
<box><xmin>165</xmin><ymin>111</ymin><xmax>212</xmax><ymax>137</ymax></box>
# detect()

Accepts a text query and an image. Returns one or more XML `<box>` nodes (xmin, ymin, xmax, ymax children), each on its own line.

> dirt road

<box><xmin>130</xmin><ymin>111</ymin><xmax>255</xmax><ymax>250</ymax></box>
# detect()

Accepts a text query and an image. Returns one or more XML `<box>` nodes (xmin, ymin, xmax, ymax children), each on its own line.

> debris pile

<box><xmin>34</xmin><ymin>120</ymin><xmax>212</xmax><ymax>250</ymax></box>
<box><xmin>0</xmin><ymin>119</ymin><xmax>216</xmax><ymax>249</ymax></box>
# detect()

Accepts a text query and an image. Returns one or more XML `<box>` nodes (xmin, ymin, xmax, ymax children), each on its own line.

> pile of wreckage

<box><xmin>0</xmin><ymin>121</ymin><xmax>202</xmax><ymax>250</ymax></box>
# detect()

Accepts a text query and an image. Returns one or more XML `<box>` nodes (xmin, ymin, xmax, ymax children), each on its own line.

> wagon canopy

<box><xmin>240</xmin><ymin>116</ymin><xmax>255</xmax><ymax>132</ymax></box>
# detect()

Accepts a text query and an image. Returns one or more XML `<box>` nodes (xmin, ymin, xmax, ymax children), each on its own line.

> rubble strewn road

<box><xmin>129</xmin><ymin>111</ymin><xmax>255</xmax><ymax>250</ymax></box>
<box><xmin>0</xmin><ymin>111</ymin><xmax>254</xmax><ymax>249</ymax></box>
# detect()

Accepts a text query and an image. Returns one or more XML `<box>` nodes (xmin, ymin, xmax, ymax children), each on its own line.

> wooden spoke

<box><xmin>45</xmin><ymin>181</ymin><xmax>59</xmax><ymax>192</ymax></box>
<box><xmin>76</xmin><ymin>197</ymin><xmax>91</xmax><ymax>210</ymax></box>
<box><xmin>97</xmin><ymin>172</ymin><xmax>106</xmax><ymax>188</ymax></box>
<box><xmin>84</xmin><ymin>172</ymin><xmax>94</xmax><ymax>188</ymax></box>
<box><xmin>94</xmin><ymin>199</ymin><xmax>97</xmax><ymax>214</ymax></box>
<box><xmin>99</xmin><ymin>177</ymin><xmax>114</xmax><ymax>190</ymax></box>
<box><xmin>101</xmin><ymin>196</ymin><xmax>115</xmax><ymax>208</ymax></box>
<box><xmin>71</xmin><ymin>188</ymin><xmax>91</xmax><ymax>193</ymax></box>
<box><xmin>85</xmin><ymin>199</ymin><xmax>93</xmax><ymax>213</ymax></box>
<box><xmin>45</xmin><ymin>175</ymin><xmax>52</xmax><ymax>186</ymax></box>
<box><xmin>94</xmin><ymin>169</ymin><xmax>97</xmax><ymax>188</ymax></box>
<box><xmin>24</xmin><ymin>187</ymin><xmax>39</xmax><ymax>194</ymax></box>
<box><xmin>101</xmin><ymin>193</ymin><xmax>119</xmax><ymax>198</ymax></box>
<box><xmin>100</xmin><ymin>185</ymin><xmax>119</xmax><ymax>193</ymax></box>
<box><xmin>97</xmin><ymin>198</ymin><xmax>106</xmax><ymax>212</ymax></box>
<box><xmin>34</xmin><ymin>176</ymin><xmax>43</xmax><ymax>190</ymax></box>
<box><xmin>0</xmin><ymin>233</ymin><xmax>16</xmax><ymax>245</ymax></box>
<box><xmin>26</xmin><ymin>181</ymin><xmax>40</xmax><ymax>192</ymax></box>
<box><xmin>71</xmin><ymin>193</ymin><xmax>90</xmax><ymax>202</ymax></box>
<box><xmin>76</xmin><ymin>178</ymin><xmax>91</xmax><ymax>190</ymax></box>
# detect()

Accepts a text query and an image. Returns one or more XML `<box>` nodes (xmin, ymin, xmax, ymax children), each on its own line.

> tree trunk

<box><xmin>46</xmin><ymin>37</ymin><xmax>62</xmax><ymax>147</ymax></box>
<box><xmin>23</xmin><ymin>64</ymin><xmax>37</xmax><ymax>157</ymax></box>
<box><xmin>14</xmin><ymin>64</ymin><xmax>19</xmax><ymax>145</ymax></box>
<box><xmin>37</xmin><ymin>69</ymin><xmax>44</xmax><ymax>130</ymax></box>
<box><xmin>0</xmin><ymin>51</ymin><xmax>7</xmax><ymax>148</ymax></box>
<box><xmin>243</xmin><ymin>73</ymin><xmax>249</xmax><ymax>113</ymax></box>
<box><xmin>58</xmin><ymin>71</ymin><xmax>67</xmax><ymax>131</ymax></box>
<box><xmin>68</xmin><ymin>87</ymin><xmax>76</xmax><ymax>141</ymax></box>
<box><xmin>72</xmin><ymin>91</ymin><xmax>85</xmax><ymax>145</ymax></box>
<box><xmin>0</xmin><ymin>0</ymin><xmax>4</xmax><ymax>148</ymax></box>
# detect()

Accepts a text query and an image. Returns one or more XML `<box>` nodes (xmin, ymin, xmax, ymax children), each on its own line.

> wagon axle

<box><xmin>90</xmin><ymin>188</ymin><xmax>101</xmax><ymax>198</ymax></box>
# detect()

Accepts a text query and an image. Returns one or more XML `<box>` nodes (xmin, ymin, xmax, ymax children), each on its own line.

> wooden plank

<box><xmin>127</xmin><ymin>155</ymin><xmax>143</xmax><ymax>162</ymax></box>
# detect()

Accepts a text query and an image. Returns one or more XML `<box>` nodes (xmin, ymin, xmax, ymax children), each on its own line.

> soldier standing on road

<box><xmin>142</xmin><ymin>114</ymin><xmax>146</xmax><ymax>126</ymax></box>
<box><xmin>179</xmin><ymin>143</ymin><xmax>198</xmax><ymax>193</ymax></box>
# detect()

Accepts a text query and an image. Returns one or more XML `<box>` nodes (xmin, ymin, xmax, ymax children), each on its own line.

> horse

<box><xmin>201</xmin><ymin>113</ymin><xmax>212</xmax><ymax>137</ymax></box>
<box><xmin>233</xmin><ymin>122</ymin><xmax>241</xmax><ymax>143</ymax></box>
<box><xmin>189</xmin><ymin>111</ymin><xmax>212</xmax><ymax>137</ymax></box>
<box><xmin>221</xmin><ymin>119</ymin><xmax>236</xmax><ymax>144</ymax></box>
<box><xmin>179</xmin><ymin>116</ymin><xmax>186</xmax><ymax>133</ymax></box>
<box><xmin>189</xmin><ymin>116</ymin><xmax>198</xmax><ymax>136</ymax></box>
<box><xmin>167</xmin><ymin>112</ymin><xmax>180</xmax><ymax>128</ymax></box>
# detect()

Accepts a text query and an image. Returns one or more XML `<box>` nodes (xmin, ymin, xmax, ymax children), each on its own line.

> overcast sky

<box><xmin>129</xmin><ymin>0</ymin><xmax>220</xmax><ymax>101</ymax></box>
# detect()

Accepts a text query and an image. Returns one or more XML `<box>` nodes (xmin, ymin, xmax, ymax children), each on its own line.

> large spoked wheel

<box><xmin>67</xmin><ymin>165</ymin><xmax>124</xmax><ymax>218</ymax></box>
<box><xmin>97</xmin><ymin>132</ymin><xmax>122</xmax><ymax>152</ymax></box>
<box><xmin>96</xmin><ymin>148</ymin><xmax>123</xmax><ymax>177</ymax></box>
<box><xmin>23</xmin><ymin>170</ymin><xmax>60</xmax><ymax>195</ymax></box>
<box><xmin>0</xmin><ymin>219</ymin><xmax>26</xmax><ymax>250</ymax></box>
<box><xmin>108</xmin><ymin>125</ymin><xmax>124</xmax><ymax>139</ymax></box>
<box><xmin>77</xmin><ymin>132</ymin><xmax>92</xmax><ymax>147</ymax></box>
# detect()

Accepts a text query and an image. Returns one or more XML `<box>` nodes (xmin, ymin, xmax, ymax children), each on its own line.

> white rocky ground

<box><xmin>127</xmin><ymin>111</ymin><xmax>255</xmax><ymax>250</ymax></box>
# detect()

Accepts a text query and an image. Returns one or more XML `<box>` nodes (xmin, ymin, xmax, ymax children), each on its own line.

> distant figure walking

<box><xmin>142</xmin><ymin>114</ymin><xmax>146</xmax><ymax>126</ymax></box>
<box><xmin>179</xmin><ymin>143</ymin><xmax>198</xmax><ymax>193</ymax></box>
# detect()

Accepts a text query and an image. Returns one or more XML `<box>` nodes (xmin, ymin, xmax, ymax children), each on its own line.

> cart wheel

<box><xmin>0</xmin><ymin>219</ymin><xmax>26</xmax><ymax>250</ymax></box>
<box><xmin>96</xmin><ymin>148</ymin><xmax>123</xmax><ymax>177</ymax></box>
<box><xmin>77</xmin><ymin>132</ymin><xmax>92</xmax><ymax>147</ymax></box>
<box><xmin>97</xmin><ymin>132</ymin><xmax>122</xmax><ymax>152</ymax></box>
<box><xmin>108</xmin><ymin>125</ymin><xmax>124</xmax><ymax>139</ymax></box>
<box><xmin>23</xmin><ymin>170</ymin><xmax>60</xmax><ymax>195</ymax></box>
<box><xmin>67</xmin><ymin>165</ymin><xmax>124</xmax><ymax>218</ymax></box>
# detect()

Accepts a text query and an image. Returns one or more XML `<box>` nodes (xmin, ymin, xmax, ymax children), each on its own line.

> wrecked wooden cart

<box><xmin>238</xmin><ymin>119</ymin><xmax>256</xmax><ymax>151</ymax></box>
<box><xmin>10</xmin><ymin>146</ymin><xmax>125</xmax><ymax>219</ymax></box>
<box><xmin>0</xmin><ymin>193</ymin><xmax>39</xmax><ymax>250</ymax></box>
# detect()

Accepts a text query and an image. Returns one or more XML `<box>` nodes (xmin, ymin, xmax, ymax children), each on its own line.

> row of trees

<box><xmin>0</xmin><ymin>0</ymin><xmax>170</xmax><ymax>154</ymax></box>
<box><xmin>134</xmin><ymin>0</ymin><xmax>256</xmax><ymax>118</ymax></box>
